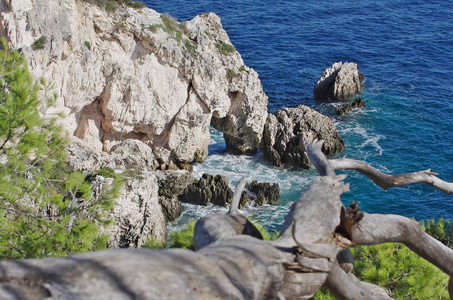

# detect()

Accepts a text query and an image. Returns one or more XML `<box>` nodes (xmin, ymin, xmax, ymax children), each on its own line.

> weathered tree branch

<box><xmin>329</xmin><ymin>158</ymin><xmax>453</xmax><ymax>193</ymax></box>
<box><xmin>350</xmin><ymin>213</ymin><xmax>453</xmax><ymax>277</ymax></box>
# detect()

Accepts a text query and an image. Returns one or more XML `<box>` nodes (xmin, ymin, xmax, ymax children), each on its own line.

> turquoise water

<box><xmin>144</xmin><ymin>0</ymin><xmax>453</xmax><ymax>232</ymax></box>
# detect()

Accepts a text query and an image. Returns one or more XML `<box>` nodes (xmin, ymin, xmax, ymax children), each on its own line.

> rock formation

<box><xmin>239</xmin><ymin>180</ymin><xmax>280</xmax><ymax>208</ymax></box>
<box><xmin>179</xmin><ymin>173</ymin><xmax>233</xmax><ymax>207</ymax></box>
<box><xmin>263</xmin><ymin>105</ymin><xmax>344</xmax><ymax>168</ymax></box>
<box><xmin>335</xmin><ymin>97</ymin><xmax>366</xmax><ymax>115</ymax></box>
<box><xmin>155</xmin><ymin>170</ymin><xmax>193</xmax><ymax>222</ymax></box>
<box><xmin>0</xmin><ymin>0</ymin><xmax>268</xmax><ymax>170</ymax></box>
<box><xmin>314</xmin><ymin>61</ymin><xmax>364</xmax><ymax>101</ymax></box>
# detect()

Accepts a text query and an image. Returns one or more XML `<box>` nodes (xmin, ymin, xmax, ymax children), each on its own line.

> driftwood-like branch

<box><xmin>330</xmin><ymin>158</ymin><xmax>453</xmax><ymax>193</ymax></box>
<box><xmin>308</xmin><ymin>140</ymin><xmax>453</xmax><ymax>299</ymax></box>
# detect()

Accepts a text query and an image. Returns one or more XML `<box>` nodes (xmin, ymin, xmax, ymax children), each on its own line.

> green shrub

<box><xmin>168</xmin><ymin>220</ymin><xmax>196</xmax><ymax>250</ymax></box>
<box><xmin>421</xmin><ymin>218</ymin><xmax>453</xmax><ymax>247</ymax></box>
<box><xmin>0</xmin><ymin>38</ymin><xmax>120</xmax><ymax>259</ymax></box>
<box><xmin>215</xmin><ymin>42</ymin><xmax>235</xmax><ymax>55</ymax></box>
<box><xmin>31</xmin><ymin>36</ymin><xmax>46</xmax><ymax>50</ymax></box>
<box><xmin>148</xmin><ymin>24</ymin><xmax>162</xmax><ymax>33</ymax></box>
<box><xmin>84</xmin><ymin>41</ymin><xmax>91</xmax><ymax>50</ymax></box>
<box><xmin>161</xmin><ymin>14</ymin><xmax>179</xmax><ymax>34</ymax></box>
<box><xmin>226</xmin><ymin>69</ymin><xmax>240</xmax><ymax>79</ymax></box>
<box><xmin>142</xmin><ymin>237</ymin><xmax>166</xmax><ymax>249</ymax></box>
<box><xmin>184</xmin><ymin>40</ymin><xmax>198</xmax><ymax>57</ymax></box>
<box><xmin>352</xmin><ymin>242</ymin><xmax>449</xmax><ymax>299</ymax></box>
<box><xmin>105</xmin><ymin>1</ymin><xmax>116</xmax><ymax>11</ymax></box>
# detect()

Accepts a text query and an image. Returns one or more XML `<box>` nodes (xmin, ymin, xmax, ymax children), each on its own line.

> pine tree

<box><xmin>0</xmin><ymin>38</ymin><xmax>121</xmax><ymax>259</ymax></box>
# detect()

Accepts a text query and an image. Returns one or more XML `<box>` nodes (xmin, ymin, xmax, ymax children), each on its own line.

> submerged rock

<box><xmin>335</xmin><ymin>98</ymin><xmax>366</xmax><ymax>115</ymax></box>
<box><xmin>263</xmin><ymin>105</ymin><xmax>344</xmax><ymax>168</ymax></box>
<box><xmin>314</xmin><ymin>62</ymin><xmax>364</xmax><ymax>101</ymax></box>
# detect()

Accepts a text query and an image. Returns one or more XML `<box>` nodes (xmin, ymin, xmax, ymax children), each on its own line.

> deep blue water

<box><xmin>144</xmin><ymin>0</ymin><xmax>453</xmax><ymax>232</ymax></box>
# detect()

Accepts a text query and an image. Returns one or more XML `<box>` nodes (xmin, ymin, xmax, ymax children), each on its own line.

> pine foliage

<box><xmin>0</xmin><ymin>38</ymin><xmax>120</xmax><ymax>259</ymax></box>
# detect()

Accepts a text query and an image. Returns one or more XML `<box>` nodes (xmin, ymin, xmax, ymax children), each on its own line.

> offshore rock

<box><xmin>335</xmin><ymin>97</ymin><xmax>366</xmax><ymax>115</ymax></box>
<box><xmin>239</xmin><ymin>181</ymin><xmax>280</xmax><ymax>209</ymax></box>
<box><xmin>263</xmin><ymin>105</ymin><xmax>344</xmax><ymax>168</ymax></box>
<box><xmin>179</xmin><ymin>173</ymin><xmax>233</xmax><ymax>207</ymax></box>
<box><xmin>0</xmin><ymin>0</ymin><xmax>268</xmax><ymax>169</ymax></box>
<box><xmin>314</xmin><ymin>62</ymin><xmax>364</xmax><ymax>101</ymax></box>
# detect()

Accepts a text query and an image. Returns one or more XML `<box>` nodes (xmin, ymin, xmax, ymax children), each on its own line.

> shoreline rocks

<box><xmin>263</xmin><ymin>105</ymin><xmax>344</xmax><ymax>168</ymax></box>
<box><xmin>239</xmin><ymin>181</ymin><xmax>280</xmax><ymax>209</ymax></box>
<box><xmin>314</xmin><ymin>62</ymin><xmax>364</xmax><ymax>101</ymax></box>
<box><xmin>179</xmin><ymin>174</ymin><xmax>233</xmax><ymax>207</ymax></box>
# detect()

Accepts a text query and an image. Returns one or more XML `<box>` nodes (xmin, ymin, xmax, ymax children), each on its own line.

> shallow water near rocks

<box><xmin>145</xmin><ymin>0</ymin><xmax>453</xmax><ymax>233</ymax></box>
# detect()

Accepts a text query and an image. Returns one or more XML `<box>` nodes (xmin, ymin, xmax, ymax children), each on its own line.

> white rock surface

<box><xmin>314</xmin><ymin>61</ymin><xmax>364</xmax><ymax>101</ymax></box>
<box><xmin>107</xmin><ymin>172</ymin><xmax>167</xmax><ymax>248</ymax></box>
<box><xmin>0</xmin><ymin>0</ymin><xmax>269</xmax><ymax>169</ymax></box>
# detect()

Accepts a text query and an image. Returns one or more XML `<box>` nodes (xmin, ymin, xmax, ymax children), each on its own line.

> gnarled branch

<box><xmin>329</xmin><ymin>158</ymin><xmax>453</xmax><ymax>193</ymax></box>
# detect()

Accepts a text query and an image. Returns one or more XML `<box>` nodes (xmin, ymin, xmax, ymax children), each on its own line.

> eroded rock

<box><xmin>263</xmin><ymin>105</ymin><xmax>344</xmax><ymax>168</ymax></box>
<box><xmin>1</xmin><ymin>0</ymin><xmax>268</xmax><ymax>169</ymax></box>
<box><xmin>239</xmin><ymin>181</ymin><xmax>280</xmax><ymax>208</ymax></box>
<box><xmin>335</xmin><ymin>98</ymin><xmax>366</xmax><ymax>115</ymax></box>
<box><xmin>314</xmin><ymin>62</ymin><xmax>364</xmax><ymax>101</ymax></box>
<box><xmin>179</xmin><ymin>173</ymin><xmax>233</xmax><ymax>207</ymax></box>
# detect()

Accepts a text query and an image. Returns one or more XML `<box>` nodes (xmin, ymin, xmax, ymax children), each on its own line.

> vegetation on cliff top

<box><xmin>0</xmin><ymin>38</ymin><xmax>121</xmax><ymax>259</ymax></box>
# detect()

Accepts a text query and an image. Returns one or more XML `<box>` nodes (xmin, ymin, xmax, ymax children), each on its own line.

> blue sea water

<box><xmin>144</xmin><ymin>0</ymin><xmax>453</xmax><ymax>232</ymax></box>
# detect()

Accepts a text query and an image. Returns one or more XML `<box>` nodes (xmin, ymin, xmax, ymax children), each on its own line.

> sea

<box><xmin>144</xmin><ymin>0</ymin><xmax>453</xmax><ymax>234</ymax></box>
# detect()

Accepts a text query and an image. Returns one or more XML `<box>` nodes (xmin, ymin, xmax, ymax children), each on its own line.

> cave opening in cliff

<box><xmin>208</xmin><ymin>126</ymin><xmax>226</xmax><ymax>155</ymax></box>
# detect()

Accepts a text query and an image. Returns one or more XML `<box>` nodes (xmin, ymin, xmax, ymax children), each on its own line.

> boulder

<box><xmin>314</xmin><ymin>62</ymin><xmax>364</xmax><ymax>101</ymax></box>
<box><xmin>239</xmin><ymin>181</ymin><xmax>280</xmax><ymax>208</ymax></box>
<box><xmin>0</xmin><ymin>0</ymin><xmax>269</xmax><ymax>169</ymax></box>
<box><xmin>335</xmin><ymin>97</ymin><xmax>366</xmax><ymax>115</ymax></box>
<box><xmin>179</xmin><ymin>173</ymin><xmax>233</xmax><ymax>207</ymax></box>
<box><xmin>263</xmin><ymin>105</ymin><xmax>344</xmax><ymax>168</ymax></box>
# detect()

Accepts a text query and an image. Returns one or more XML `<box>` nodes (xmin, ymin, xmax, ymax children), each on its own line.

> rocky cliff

<box><xmin>0</xmin><ymin>0</ymin><xmax>268</xmax><ymax>170</ymax></box>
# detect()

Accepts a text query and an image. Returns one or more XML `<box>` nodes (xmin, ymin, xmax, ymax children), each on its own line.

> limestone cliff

<box><xmin>0</xmin><ymin>0</ymin><xmax>268</xmax><ymax>170</ymax></box>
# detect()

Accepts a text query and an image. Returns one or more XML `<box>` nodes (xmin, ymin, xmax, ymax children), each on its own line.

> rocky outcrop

<box><xmin>314</xmin><ymin>62</ymin><xmax>364</xmax><ymax>101</ymax></box>
<box><xmin>107</xmin><ymin>172</ymin><xmax>167</xmax><ymax>248</ymax></box>
<box><xmin>0</xmin><ymin>0</ymin><xmax>268</xmax><ymax>169</ymax></box>
<box><xmin>155</xmin><ymin>170</ymin><xmax>193</xmax><ymax>222</ymax></box>
<box><xmin>69</xmin><ymin>142</ymin><xmax>193</xmax><ymax>246</ymax></box>
<box><xmin>263</xmin><ymin>105</ymin><xmax>344</xmax><ymax>168</ymax></box>
<box><xmin>179</xmin><ymin>173</ymin><xmax>232</xmax><ymax>207</ymax></box>
<box><xmin>335</xmin><ymin>97</ymin><xmax>366</xmax><ymax>115</ymax></box>
<box><xmin>239</xmin><ymin>181</ymin><xmax>280</xmax><ymax>209</ymax></box>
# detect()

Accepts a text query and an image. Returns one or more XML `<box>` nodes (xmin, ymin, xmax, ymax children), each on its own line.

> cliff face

<box><xmin>0</xmin><ymin>0</ymin><xmax>268</xmax><ymax>170</ymax></box>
